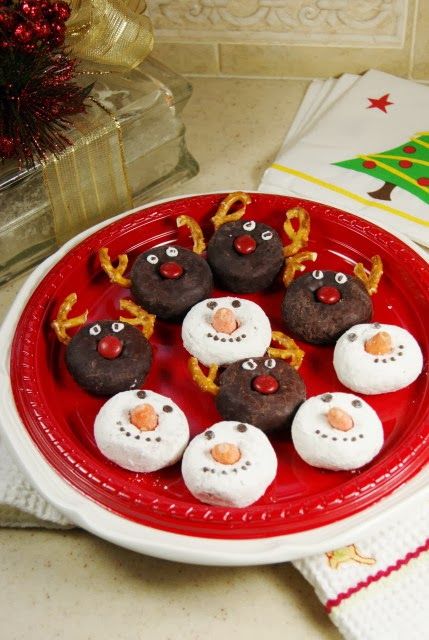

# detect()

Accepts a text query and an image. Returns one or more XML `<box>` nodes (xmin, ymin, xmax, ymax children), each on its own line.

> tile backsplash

<box><xmin>147</xmin><ymin>0</ymin><xmax>428</xmax><ymax>80</ymax></box>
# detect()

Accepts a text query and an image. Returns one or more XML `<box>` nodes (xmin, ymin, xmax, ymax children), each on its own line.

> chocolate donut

<box><xmin>130</xmin><ymin>245</ymin><xmax>213</xmax><ymax>321</ymax></box>
<box><xmin>216</xmin><ymin>356</ymin><xmax>306</xmax><ymax>434</ymax></box>
<box><xmin>207</xmin><ymin>220</ymin><xmax>284</xmax><ymax>293</ymax></box>
<box><xmin>66</xmin><ymin>320</ymin><xmax>152</xmax><ymax>396</ymax></box>
<box><xmin>282</xmin><ymin>269</ymin><xmax>372</xmax><ymax>344</ymax></box>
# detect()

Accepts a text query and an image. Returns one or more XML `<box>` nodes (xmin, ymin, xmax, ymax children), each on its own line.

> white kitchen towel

<box><xmin>294</xmin><ymin>501</ymin><xmax>429</xmax><ymax>640</ymax></box>
<box><xmin>265</xmin><ymin>72</ymin><xmax>429</xmax><ymax>640</ymax></box>
<box><xmin>261</xmin><ymin>70</ymin><xmax>429</xmax><ymax>247</ymax></box>
<box><xmin>0</xmin><ymin>437</ymin><xmax>70</xmax><ymax>527</ymax></box>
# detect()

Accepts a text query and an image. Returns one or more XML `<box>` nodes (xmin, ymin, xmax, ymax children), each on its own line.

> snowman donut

<box><xmin>181</xmin><ymin>296</ymin><xmax>272</xmax><ymax>367</ymax></box>
<box><xmin>177</xmin><ymin>191</ymin><xmax>317</xmax><ymax>294</ymax></box>
<box><xmin>99</xmin><ymin>242</ymin><xmax>213</xmax><ymax>321</ymax></box>
<box><xmin>292</xmin><ymin>392</ymin><xmax>384</xmax><ymax>471</ymax></box>
<box><xmin>333</xmin><ymin>323</ymin><xmax>423</xmax><ymax>394</ymax></box>
<box><xmin>181</xmin><ymin>421</ymin><xmax>277</xmax><ymax>507</ymax></box>
<box><xmin>51</xmin><ymin>295</ymin><xmax>155</xmax><ymax>396</ymax></box>
<box><xmin>94</xmin><ymin>390</ymin><xmax>189</xmax><ymax>472</ymax></box>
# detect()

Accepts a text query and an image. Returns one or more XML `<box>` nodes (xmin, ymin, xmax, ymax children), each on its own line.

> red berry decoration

<box><xmin>0</xmin><ymin>0</ymin><xmax>92</xmax><ymax>167</ymax></box>
<box><xmin>20</xmin><ymin>0</ymin><xmax>42</xmax><ymax>19</ymax></box>
<box><xmin>316</xmin><ymin>286</ymin><xmax>341</xmax><ymax>305</ymax></box>
<box><xmin>159</xmin><ymin>262</ymin><xmax>184</xmax><ymax>279</ymax></box>
<box><xmin>363</xmin><ymin>160</ymin><xmax>376</xmax><ymax>169</ymax></box>
<box><xmin>417</xmin><ymin>177</ymin><xmax>429</xmax><ymax>187</ymax></box>
<box><xmin>14</xmin><ymin>22</ymin><xmax>33</xmax><ymax>42</ymax></box>
<box><xmin>233</xmin><ymin>234</ymin><xmax>257</xmax><ymax>255</ymax></box>
<box><xmin>399</xmin><ymin>159</ymin><xmax>412</xmax><ymax>168</ymax></box>
<box><xmin>33</xmin><ymin>19</ymin><xmax>51</xmax><ymax>38</ymax></box>
<box><xmin>97</xmin><ymin>336</ymin><xmax>123</xmax><ymax>360</ymax></box>
<box><xmin>51</xmin><ymin>1</ymin><xmax>71</xmax><ymax>21</ymax></box>
<box><xmin>251</xmin><ymin>375</ymin><xmax>279</xmax><ymax>395</ymax></box>
<box><xmin>403</xmin><ymin>145</ymin><xmax>416</xmax><ymax>154</ymax></box>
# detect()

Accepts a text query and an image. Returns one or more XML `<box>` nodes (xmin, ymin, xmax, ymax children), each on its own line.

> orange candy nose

<box><xmin>130</xmin><ymin>403</ymin><xmax>158</xmax><ymax>431</ymax></box>
<box><xmin>211</xmin><ymin>442</ymin><xmax>241</xmax><ymax>465</ymax></box>
<box><xmin>364</xmin><ymin>331</ymin><xmax>393</xmax><ymax>355</ymax></box>
<box><xmin>326</xmin><ymin>407</ymin><xmax>354</xmax><ymax>432</ymax></box>
<box><xmin>211</xmin><ymin>307</ymin><xmax>238</xmax><ymax>334</ymax></box>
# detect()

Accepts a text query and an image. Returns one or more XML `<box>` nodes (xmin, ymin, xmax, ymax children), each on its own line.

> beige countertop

<box><xmin>0</xmin><ymin>76</ymin><xmax>341</xmax><ymax>640</ymax></box>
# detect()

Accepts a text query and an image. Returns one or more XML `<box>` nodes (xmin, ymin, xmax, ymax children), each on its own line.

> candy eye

<box><xmin>206</xmin><ymin>300</ymin><xmax>218</xmax><ymax>310</ymax></box>
<box><xmin>320</xmin><ymin>393</ymin><xmax>332</xmax><ymax>403</ymax></box>
<box><xmin>89</xmin><ymin>324</ymin><xmax>101</xmax><ymax>336</ymax></box>
<box><xmin>111</xmin><ymin>322</ymin><xmax>124</xmax><ymax>333</ymax></box>
<box><xmin>166</xmin><ymin>246</ymin><xmax>178</xmax><ymax>258</ymax></box>
<box><xmin>236</xmin><ymin>423</ymin><xmax>247</xmax><ymax>432</ymax></box>
<box><xmin>351</xmin><ymin>399</ymin><xmax>362</xmax><ymax>408</ymax></box>
<box><xmin>261</xmin><ymin>230</ymin><xmax>273</xmax><ymax>241</ymax></box>
<box><xmin>335</xmin><ymin>272</ymin><xmax>348</xmax><ymax>284</ymax></box>
<box><xmin>146</xmin><ymin>254</ymin><xmax>159</xmax><ymax>265</ymax></box>
<box><xmin>264</xmin><ymin>358</ymin><xmax>276</xmax><ymax>369</ymax></box>
<box><xmin>242</xmin><ymin>221</ymin><xmax>256</xmax><ymax>231</ymax></box>
<box><xmin>242</xmin><ymin>359</ymin><xmax>257</xmax><ymax>371</ymax></box>
<box><xmin>312</xmin><ymin>270</ymin><xmax>323</xmax><ymax>280</ymax></box>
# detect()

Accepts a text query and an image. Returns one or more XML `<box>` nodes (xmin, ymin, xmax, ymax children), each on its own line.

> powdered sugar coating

<box><xmin>334</xmin><ymin>323</ymin><xmax>423</xmax><ymax>394</ymax></box>
<box><xmin>94</xmin><ymin>390</ymin><xmax>189</xmax><ymax>472</ymax></box>
<box><xmin>291</xmin><ymin>392</ymin><xmax>384</xmax><ymax>471</ymax></box>
<box><xmin>181</xmin><ymin>421</ymin><xmax>277</xmax><ymax>507</ymax></box>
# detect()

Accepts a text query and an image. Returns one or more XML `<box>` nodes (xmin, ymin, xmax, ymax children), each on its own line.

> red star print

<box><xmin>367</xmin><ymin>94</ymin><xmax>394</xmax><ymax>113</ymax></box>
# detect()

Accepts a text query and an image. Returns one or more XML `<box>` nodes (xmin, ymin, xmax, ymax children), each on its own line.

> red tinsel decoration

<box><xmin>0</xmin><ymin>0</ymin><xmax>93</xmax><ymax>167</ymax></box>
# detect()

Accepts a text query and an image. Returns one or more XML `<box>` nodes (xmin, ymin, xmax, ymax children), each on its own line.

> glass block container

<box><xmin>0</xmin><ymin>57</ymin><xmax>199</xmax><ymax>285</ymax></box>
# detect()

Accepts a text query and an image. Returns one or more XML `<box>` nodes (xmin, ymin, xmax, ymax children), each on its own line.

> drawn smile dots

<box><xmin>181</xmin><ymin>421</ymin><xmax>278</xmax><ymax>508</ymax></box>
<box><xmin>334</xmin><ymin>323</ymin><xmax>424</xmax><ymax>394</ymax></box>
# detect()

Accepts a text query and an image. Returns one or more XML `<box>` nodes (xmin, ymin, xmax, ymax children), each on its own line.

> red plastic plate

<box><xmin>10</xmin><ymin>193</ymin><xmax>429</xmax><ymax>539</ymax></box>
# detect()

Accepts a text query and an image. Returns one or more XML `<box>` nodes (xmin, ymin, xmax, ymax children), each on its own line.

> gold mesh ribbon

<box><xmin>43</xmin><ymin>1</ymin><xmax>154</xmax><ymax>244</ymax></box>
<box><xmin>67</xmin><ymin>0</ymin><xmax>154</xmax><ymax>70</ymax></box>
<box><xmin>42</xmin><ymin>99</ymin><xmax>133</xmax><ymax>244</ymax></box>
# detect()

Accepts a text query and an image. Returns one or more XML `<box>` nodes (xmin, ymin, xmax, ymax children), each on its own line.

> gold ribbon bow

<box><xmin>67</xmin><ymin>0</ymin><xmax>154</xmax><ymax>70</ymax></box>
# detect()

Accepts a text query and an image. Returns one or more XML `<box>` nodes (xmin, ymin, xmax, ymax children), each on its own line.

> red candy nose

<box><xmin>234</xmin><ymin>234</ymin><xmax>257</xmax><ymax>255</ymax></box>
<box><xmin>251</xmin><ymin>375</ymin><xmax>279</xmax><ymax>395</ymax></box>
<box><xmin>97</xmin><ymin>335</ymin><xmax>123</xmax><ymax>359</ymax></box>
<box><xmin>159</xmin><ymin>261</ymin><xmax>184</xmax><ymax>279</ymax></box>
<box><xmin>316</xmin><ymin>285</ymin><xmax>341</xmax><ymax>304</ymax></box>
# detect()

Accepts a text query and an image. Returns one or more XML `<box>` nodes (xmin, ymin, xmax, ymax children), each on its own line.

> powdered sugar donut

<box><xmin>181</xmin><ymin>296</ymin><xmax>272</xmax><ymax>366</ymax></box>
<box><xmin>291</xmin><ymin>392</ymin><xmax>383</xmax><ymax>471</ymax></box>
<box><xmin>94</xmin><ymin>390</ymin><xmax>189</xmax><ymax>472</ymax></box>
<box><xmin>181</xmin><ymin>421</ymin><xmax>277</xmax><ymax>507</ymax></box>
<box><xmin>334</xmin><ymin>323</ymin><xmax>423</xmax><ymax>395</ymax></box>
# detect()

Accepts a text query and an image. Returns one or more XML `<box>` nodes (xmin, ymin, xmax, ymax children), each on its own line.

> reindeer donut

<box><xmin>188</xmin><ymin>328</ymin><xmax>305</xmax><ymax>434</ymax></box>
<box><xmin>281</xmin><ymin>256</ymin><xmax>384</xmax><ymax>345</ymax></box>
<box><xmin>177</xmin><ymin>191</ymin><xmax>317</xmax><ymax>294</ymax></box>
<box><xmin>51</xmin><ymin>296</ymin><xmax>155</xmax><ymax>396</ymax></box>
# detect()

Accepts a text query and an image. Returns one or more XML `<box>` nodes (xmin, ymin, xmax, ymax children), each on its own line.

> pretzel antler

<box><xmin>188</xmin><ymin>357</ymin><xmax>219</xmax><ymax>395</ymax></box>
<box><xmin>354</xmin><ymin>255</ymin><xmax>383</xmax><ymax>296</ymax></box>
<box><xmin>176</xmin><ymin>215</ymin><xmax>206</xmax><ymax>254</ymax></box>
<box><xmin>283</xmin><ymin>251</ymin><xmax>317</xmax><ymax>287</ymax></box>
<box><xmin>211</xmin><ymin>191</ymin><xmax>252</xmax><ymax>230</ymax></box>
<box><xmin>51</xmin><ymin>293</ymin><xmax>88</xmax><ymax>345</ymax></box>
<box><xmin>268</xmin><ymin>331</ymin><xmax>304</xmax><ymax>369</ymax></box>
<box><xmin>283</xmin><ymin>207</ymin><xmax>311</xmax><ymax>257</ymax></box>
<box><xmin>119</xmin><ymin>299</ymin><xmax>156</xmax><ymax>339</ymax></box>
<box><xmin>99</xmin><ymin>247</ymin><xmax>131</xmax><ymax>288</ymax></box>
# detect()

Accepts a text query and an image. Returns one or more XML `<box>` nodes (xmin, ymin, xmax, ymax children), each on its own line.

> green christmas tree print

<box><xmin>334</xmin><ymin>132</ymin><xmax>429</xmax><ymax>203</ymax></box>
